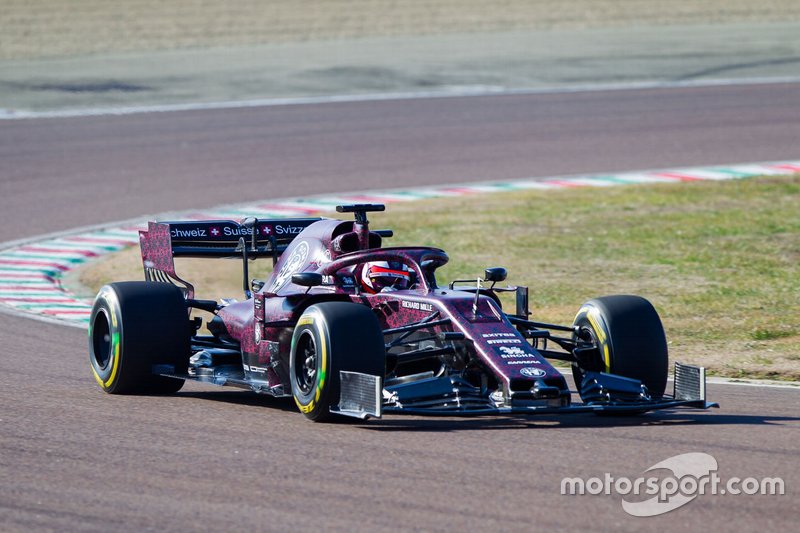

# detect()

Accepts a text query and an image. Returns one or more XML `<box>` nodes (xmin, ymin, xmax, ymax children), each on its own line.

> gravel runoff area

<box><xmin>3</xmin><ymin>2</ymin><xmax>800</xmax><ymax>113</ymax></box>
<box><xmin>3</xmin><ymin>0</ymin><xmax>800</xmax><ymax>60</ymax></box>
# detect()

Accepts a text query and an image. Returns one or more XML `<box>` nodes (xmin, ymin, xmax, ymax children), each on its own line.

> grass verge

<box><xmin>70</xmin><ymin>175</ymin><xmax>800</xmax><ymax>379</ymax></box>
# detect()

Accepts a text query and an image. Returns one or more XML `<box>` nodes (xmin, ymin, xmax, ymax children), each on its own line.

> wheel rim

<box><xmin>574</xmin><ymin>322</ymin><xmax>606</xmax><ymax>373</ymax></box>
<box><xmin>92</xmin><ymin>309</ymin><xmax>112</xmax><ymax>370</ymax></box>
<box><xmin>294</xmin><ymin>330</ymin><xmax>317</xmax><ymax>395</ymax></box>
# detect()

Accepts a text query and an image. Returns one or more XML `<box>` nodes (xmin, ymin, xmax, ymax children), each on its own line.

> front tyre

<box><xmin>572</xmin><ymin>295</ymin><xmax>668</xmax><ymax>398</ymax></box>
<box><xmin>89</xmin><ymin>282</ymin><xmax>190</xmax><ymax>394</ymax></box>
<box><xmin>290</xmin><ymin>302</ymin><xmax>385</xmax><ymax>422</ymax></box>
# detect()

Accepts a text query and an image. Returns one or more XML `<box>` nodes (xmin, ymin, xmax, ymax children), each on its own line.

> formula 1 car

<box><xmin>89</xmin><ymin>204</ymin><xmax>717</xmax><ymax>421</ymax></box>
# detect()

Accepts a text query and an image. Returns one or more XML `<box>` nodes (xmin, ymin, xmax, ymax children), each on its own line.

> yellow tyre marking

<box><xmin>587</xmin><ymin>310</ymin><xmax>606</xmax><ymax>343</ymax></box>
<box><xmin>103</xmin><ymin>292</ymin><xmax>121</xmax><ymax>389</ymax></box>
<box><xmin>295</xmin><ymin>310</ymin><xmax>325</xmax><ymax>414</ymax></box>
<box><xmin>295</xmin><ymin>397</ymin><xmax>315</xmax><ymax>413</ymax></box>
<box><xmin>91</xmin><ymin>344</ymin><xmax>119</xmax><ymax>389</ymax></box>
<box><xmin>317</xmin><ymin>320</ymin><xmax>327</xmax><ymax>394</ymax></box>
<box><xmin>576</xmin><ymin>305</ymin><xmax>612</xmax><ymax>373</ymax></box>
<box><xmin>103</xmin><ymin>340</ymin><xmax>120</xmax><ymax>388</ymax></box>
<box><xmin>574</xmin><ymin>306</ymin><xmax>591</xmax><ymax>323</ymax></box>
<box><xmin>90</xmin><ymin>290</ymin><xmax>122</xmax><ymax>391</ymax></box>
<box><xmin>91</xmin><ymin>366</ymin><xmax>105</xmax><ymax>387</ymax></box>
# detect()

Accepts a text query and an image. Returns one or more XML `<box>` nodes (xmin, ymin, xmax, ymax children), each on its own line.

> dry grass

<box><xmin>3</xmin><ymin>0</ymin><xmax>799</xmax><ymax>60</ymax></box>
<box><xmin>71</xmin><ymin>175</ymin><xmax>800</xmax><ymax>379</ymax></box>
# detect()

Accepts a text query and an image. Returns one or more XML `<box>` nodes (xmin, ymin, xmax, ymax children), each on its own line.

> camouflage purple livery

<box><xmin>125</xmin><ymin>204</ymin><xmax>717</xmax><ymax>420</ymax></box>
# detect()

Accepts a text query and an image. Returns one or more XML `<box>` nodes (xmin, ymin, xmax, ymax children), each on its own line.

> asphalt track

<box><xmin>1</xmin><ymin>83</ymin><xmax>798</xmax><ymax>530</ymax></box>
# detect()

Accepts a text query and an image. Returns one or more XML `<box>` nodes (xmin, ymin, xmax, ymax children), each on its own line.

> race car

<box><xmin>88</xmin><ymin>204</ymin><xmax>717</xmax><ymax>421</ymax></box>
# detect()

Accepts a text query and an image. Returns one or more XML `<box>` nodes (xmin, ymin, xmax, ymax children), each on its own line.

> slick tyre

<box><xmin>290</xmin><ymin>302</ymin><xmax>385</xmax><ymax>422</ymax></box>
<box><xmin>89</xmin><ymin>282</ymin><xmax>190</xmax><ymax>394</ymax></box>
<box><xmin>571</xmin><ymin>295</ymin><xmax>668</xmax><ymax>398</ymax></box>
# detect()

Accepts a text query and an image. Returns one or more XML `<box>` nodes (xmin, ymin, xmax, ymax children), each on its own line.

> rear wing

<box><xmin>154</xmin><ymin>219</ymin><xmax>320</xmax><ymax>258</ymax></box>
<box><xmin>139</xmin><ymin>218</ymin><xmax>320</xmax><ymax>297</ymax></box>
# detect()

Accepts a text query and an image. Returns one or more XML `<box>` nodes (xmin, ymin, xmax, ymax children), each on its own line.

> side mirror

<box><xmin>484</xmin><ymin>267</ymin><xmax>507</xmax><ymax>283</ymax></box>
<box><xmin>292</xmin><ymin>272</ymin><xmax>323</xmax><ymax>287</ymax></box>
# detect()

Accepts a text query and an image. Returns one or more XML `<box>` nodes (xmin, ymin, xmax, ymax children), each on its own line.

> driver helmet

<box><xmin>361</xmin><ymin>261</ymin><xmax>412</xmax><ymax>293</ymax></box>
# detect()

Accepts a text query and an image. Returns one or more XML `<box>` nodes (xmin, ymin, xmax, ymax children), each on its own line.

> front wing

<box><xmin>331</xmin><ymin>362</ymin><xmax>719</xmax><ymax>419</ymax></box>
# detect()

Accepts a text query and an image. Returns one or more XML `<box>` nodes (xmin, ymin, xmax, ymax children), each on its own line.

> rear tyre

<box><xmin>290</xmin><ymin>302</ymin><xmax>385</xmax><ymax>422</ymax></box>
<box><xmin>571</xmin><ymin>295</ymin><xmax>668</xmax><ymax>398</ymax></box>
<box><xmin>89</xmin><ymin>282</ymin><xmax>190</xmax><ymax>394</ymax></box>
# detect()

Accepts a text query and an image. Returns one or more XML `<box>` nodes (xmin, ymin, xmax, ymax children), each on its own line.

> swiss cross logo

<box><xmin>209</xmin><ymin>226</ymin><xmax>221</xmax><ymax>237</ymax></box>
<box><xmin>261</xmin><ymin>225</ymin><xmax>272</xmax><ymax>235</ymax></box>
